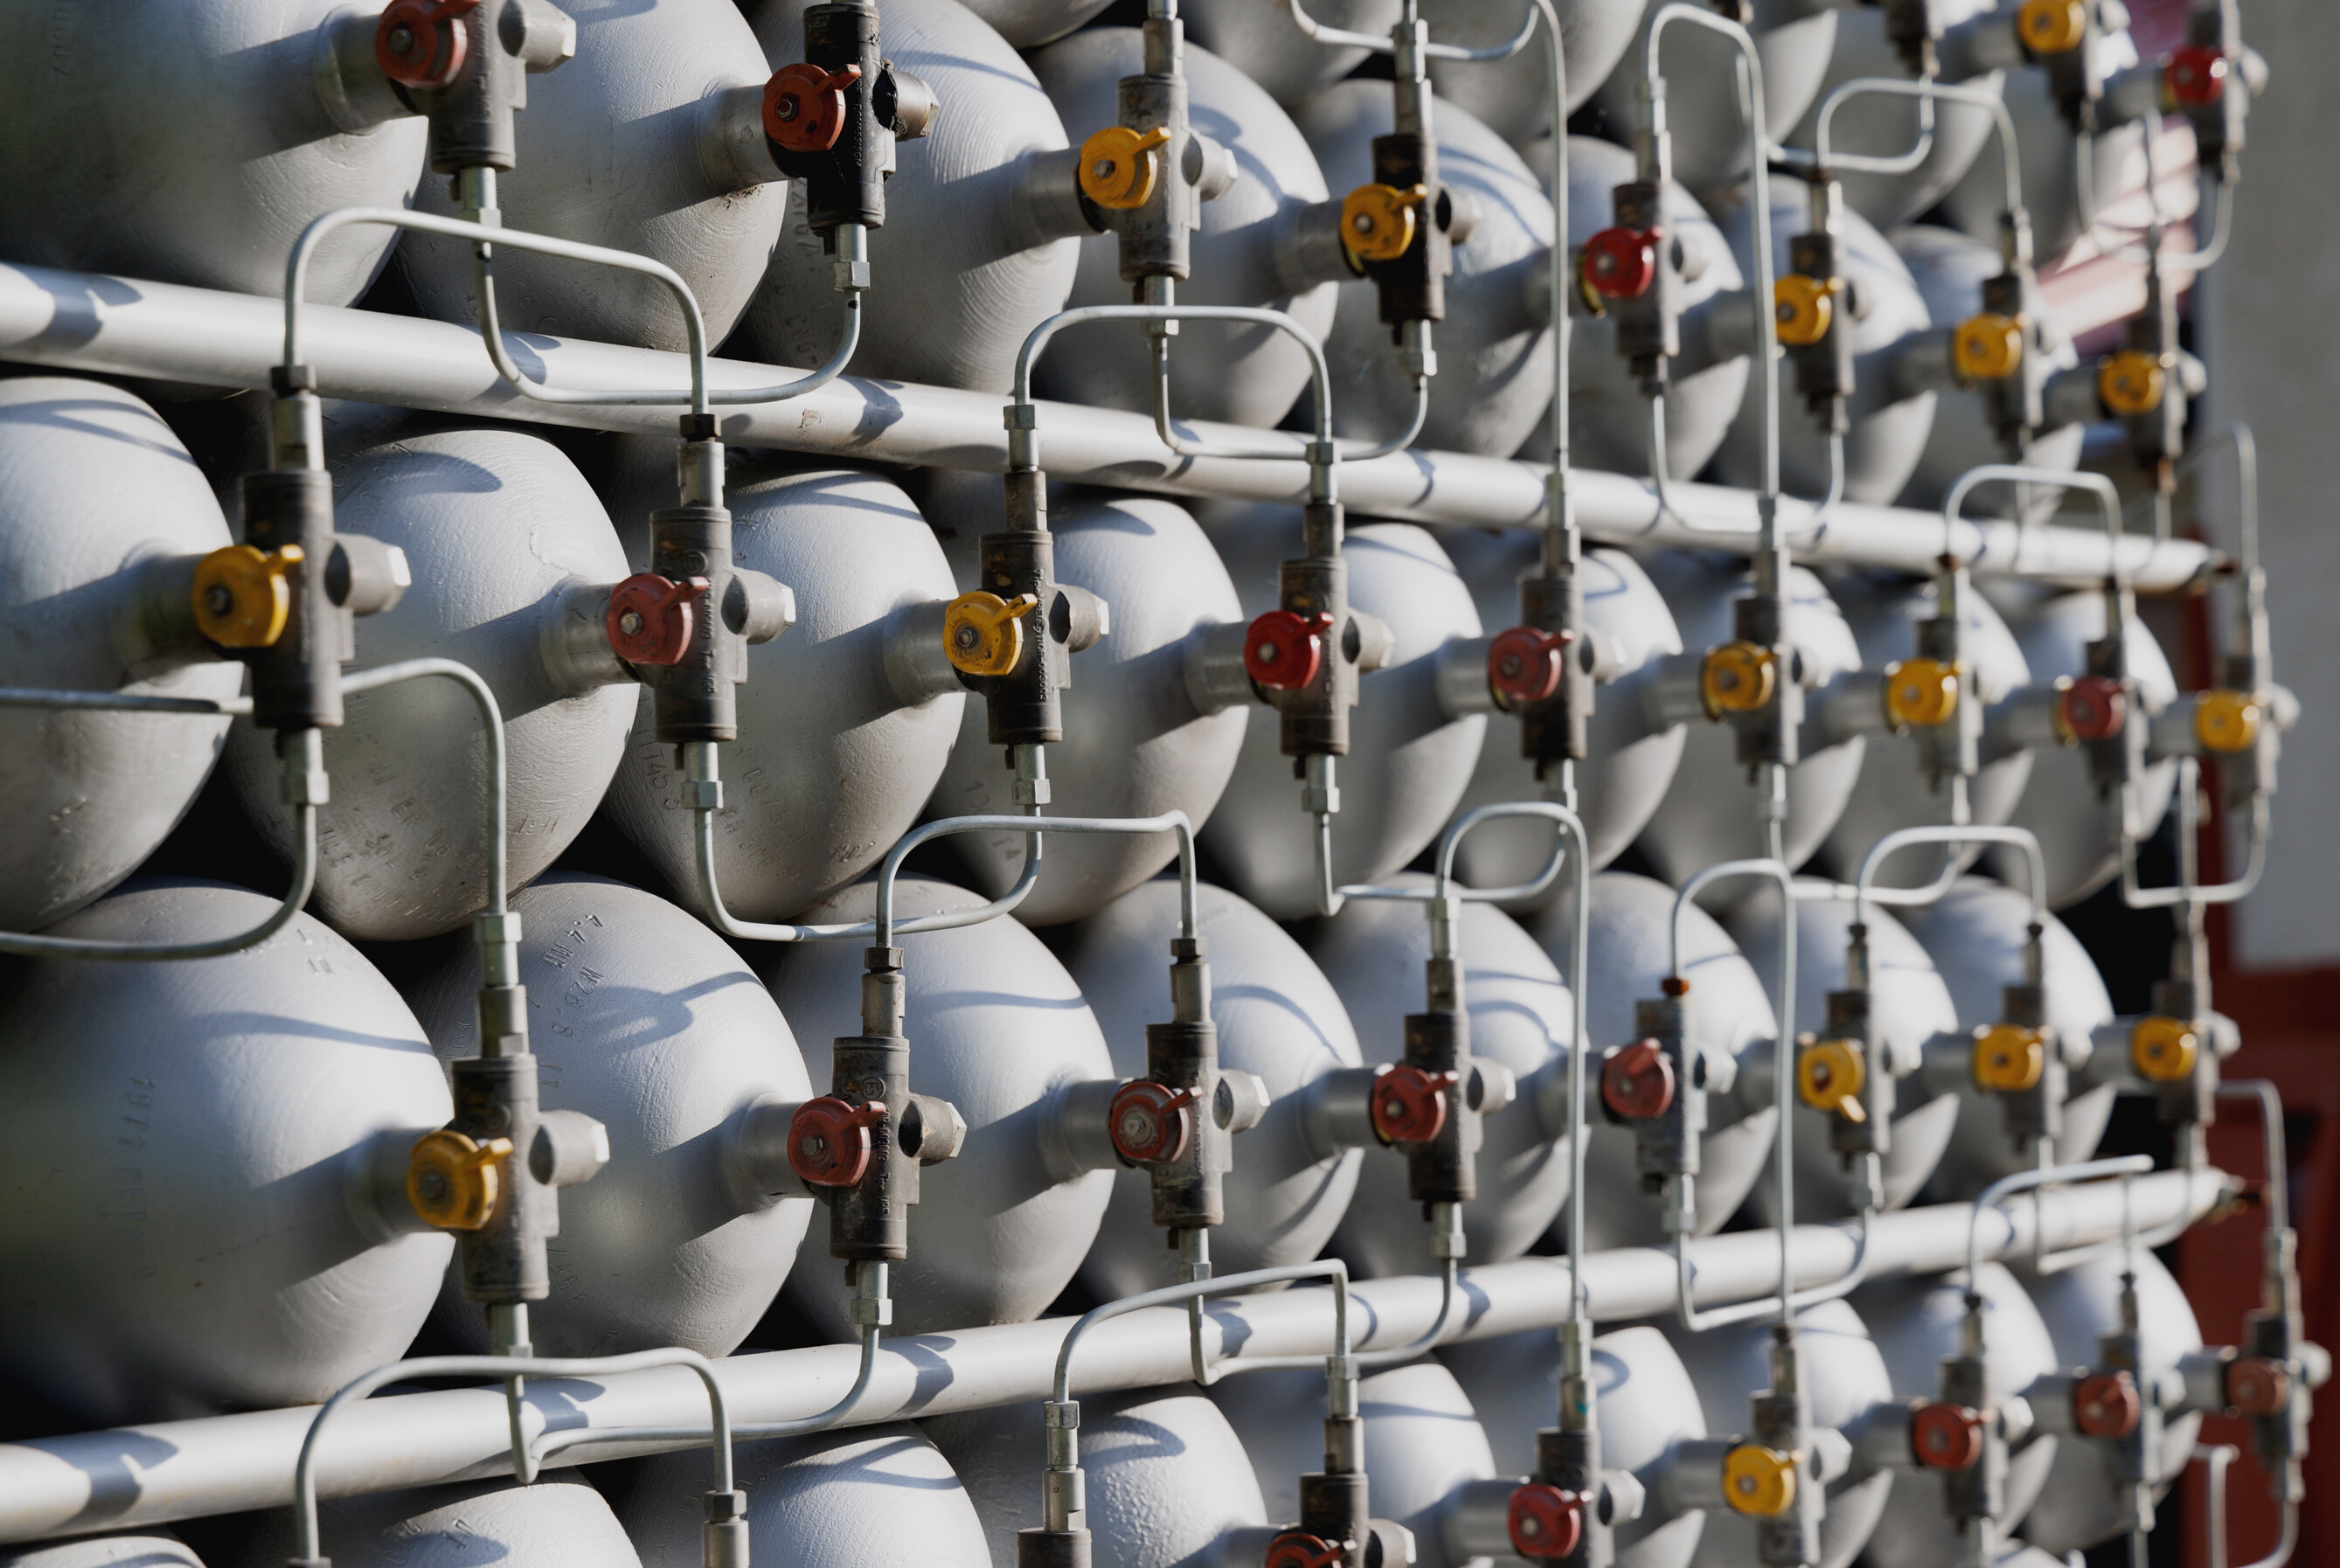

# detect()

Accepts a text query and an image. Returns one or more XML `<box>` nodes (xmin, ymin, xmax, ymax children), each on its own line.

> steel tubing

<box><xmin>0</xmin><ymin>1166</ymin><xmax>2227</xmax><ymax>1544</ymax></box>
<box><xmin>0</xmin><ymin>261</ymin><xmax>2216</xmax><ymax>589</ymax></box>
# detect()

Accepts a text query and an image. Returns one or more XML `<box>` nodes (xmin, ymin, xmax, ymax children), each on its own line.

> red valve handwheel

<box><xmin>606</xmin><ymin>573</ymin><xmax>709</xmax><ymax>666</ymax></box>
<box><xmin>1581</xmin><ymin>225</ymin><xmax>1659</xmax><ymax>301</ymax></box>
<box><xmin>1369</xmin><ymin>1065</ymin><xmax>1455</xmax><ymax>1145</ymax></box>
<box><xmin>376</xmin><ymin>0</ymin><xmax>478</xmax><ymax>90</ymax></box>
<box><xmin>1601</xmin><ymin>1038</ymin><xmax>1677</xmax><ymax>1120</ymax></box>
<box><xmin>2059</xmin><ymin>675</ymin><xmax>2127</xmax><ymax>743</ymax></box>
<box><xmin>1912</xmin><ymin>1402</ymin><xmax>1986</xmax><ymax>1471</ymax></box>
<box><xmin>787</xmin><ymin>1096</ymin><xmax>887</xmax><ymax>1189</ymax></box>
<box><xmin>2227</xmin><ymin>1356</ymin><xmax>2290</xmax><ymax>1416</ymax></box>
<box><xmin>1108</xmin><ymin>1079</ymin><xmax>1198</xmax><ymax>1165</ymax></box>
<box><xmin>1505</xmin><ymin>1483</ymin><xmax>1584</xmax><ymax>1561</ymax></box>
<box><xmin>1263</xmin><ymin>1531</ymin><xmax>1346</xmax><ymax>1568</ymax></box>
<box><xmin>2166</xmin><ymin>45</ymin><xmax>2227</xmax><ymax>107</ymax></box>
<box><xmin>2074</xmin><ymin>1371</ymin><xmax>2142</xmax><ymax>1439</ymax></box>
<box><xmin>1489</xmin><ymin>625</ymin><xmax>1571</xmax><ymax>706</ymax></box>
<box><xmin>763</xmin><ymin>62</ymin><xmax>863</xmax><ymax>153</ymax></box>
<box><xmin>1244</xmin><ymin>609</ymin><xmax>1333</xmax><ymax>691</ymax></box>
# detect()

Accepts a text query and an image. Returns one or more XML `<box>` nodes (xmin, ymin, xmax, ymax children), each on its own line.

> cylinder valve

<box><xmin>1504</xmin><ymin>1484</ymin><xmax>1584</xmax><ymax>1561</ymax></box>
<box><xmin>1601</xmin><ymin>1038</ymin><xmax>1677</xmax><ymax>1120</ymax></box>
<box><xmin>1368</xmin><ymin>1065</ymin><xmax>1455</xmax><ymax>1146</ymax></box>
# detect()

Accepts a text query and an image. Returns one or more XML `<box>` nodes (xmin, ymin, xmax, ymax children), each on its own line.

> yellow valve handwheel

<box><xmin>1341</xmin><ymin>183</ymin><xmax>1427</xmax><ymax>264</ymax></box>
<box><xmin>1797</xmin><ymin>1037</ymin><xmax>1868</xmax><ymax>1122</ymax></box>
<box><xmin>1700</xmin><ymin>642</ymin><xmax>1777</xmax><ymax>718</ymax></box>
<box><xmin>1773</xmin><ymin>274</ymin><xmax>1841</xmax><ymax>347</ymax></box>
<box><xmin>2194</xmin><ymin>689</ymin><xmax>2262</xmax><ymax>753</ymax></box>
<box><xmin>406</xmin><ymin>1129</ymin><xmax>515</xmax><ymax>1232</ymax></box>
<box><xmin>1974</xmin><ymin>1023</ymin><xmax>2048</xmax><ymax>1093</ymax></box>
<box><xmin>191</xmin><ymin>542</ymin><xmax>303</xmax><ymax>649</ymax></box>
<box><xmin>2131</xmin><ymin>1016</ymin><xmax>2199</xmax><ymax>1083</ymax></box>
<box><xmin>2098</xmin><ymin>351</ymin><xmax>2167</xmax><ymax>416</ymax></box>
<box><xmin>1954</xmin><ymin>312</ymin><xmax>2024</xmax><ymax>381</ymax></box>
<box><xmin>1721</xmin><ymin>1445</ymin><xmax>1798</xmax><ymax>1517</ymax></box>
<box><xmin>2017</xmin><ymin>0</ymin><xmax>2087</xmax><ymax>54</ymax></box>
<box><xmin>943</xmin><ymin>590</ymin><xmax>1039</xmax><ymax>678</ymax></box>
<box><xmin>1883</xmin><ymin>658</ymin><xmax>1962</xmax><ymax>729</ymax></box>
<box><xmin>1079</xmin><ymin>125</ymin><xmax>1172</xmax><ymax>211</ymax></box>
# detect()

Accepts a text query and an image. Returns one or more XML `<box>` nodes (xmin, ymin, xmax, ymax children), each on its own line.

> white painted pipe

<box><xmin>0</xmin><ymin>260</ymin><xmax>2216</xmax><ymax>590</ymax></box>
<box><xmin>0</xmin><ymin>1167</ymin><xmax>2226</xmax><ymax>1545</ymax></box>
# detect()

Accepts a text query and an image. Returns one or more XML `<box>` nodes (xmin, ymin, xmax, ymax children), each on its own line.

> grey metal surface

<box><xmin>0</xmin><ymin>261</ymin><xmax>2221</xmax><ymax>587</ymax></box>
<box><xmin>1588</xmin><ymin>2</ymin><xmax>1840</xmax><ymax>198</ymax></box>
<box><xmin>229</xmin><ymin>1475</ymin><xmax>640</xmax><ymax>1568</ymax></box>
<box><xmin>1424</xmin><ymin>0</ymin><xmax>1654</xmax><ymax>139</ymax></box>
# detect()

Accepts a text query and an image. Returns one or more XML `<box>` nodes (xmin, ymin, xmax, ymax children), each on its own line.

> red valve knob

<box><xmin>1244</xmin><ymin>609</ymin><xmax>1333</xmax><ymax>691</ymax></box>
<box><xmin>787</xmin><ymin>1096</ymin><xmax>887</xmax><ymax>1189</ymax></box>
<box><xmin>1601</xmin><ymin>1038</ymin><xmax>1677</xmax><ymax>1120</ymax></box>
<box><xmin>1506</xmin><ymin>1483</ymin><xmax>1584</xmax><ymax>1561</ymax></box>
<box><xmin>1489</xmin><ymin>626</ymin><xmax>1572</xmax><ymax>706</ymax></box>
<box><xmin>764</xmin><ymin>62</ymin><xmax>864</xmax><ymax>154</ymax></box>
<box><xmin>607</xmin><ymin>573</ymin><xmax>710</xmax><ymax>667</ymax></box>
<box><xmin>2058</xmin><ymin>675</ymin><xmax>2127</xmax><ymax>743</ymax></box>
<box><xmin>2226</xmin><ymin>1356</ymin><xmax>2290</xmax><ymax>1416</ymax></box>
<box><xmin>1263</xmin><ymin>1531</ymin><xmax>1346</xmax><ymax>1568</ymax></box>
<box><xmin>2073</xmin><ymin>1371</ymin><xmax>2142</xmax><ymax>1439</ymax></box>
<box><xmin>376</xmin><ymin>0</ymin><xmax>478</xmax><ymax>90</ymax></box>
<box><xmin>2165</xmin><ymin>44</ymin><xmax>2227</xmax><ymax>107</ymax></box>
<box><xmin>1581</xmin><ymin>225</ymin><xmax>1659</xmax><ymax>301</ymax></box>
<box><xmin>1369</xmin><ymin>1065</ymin><xmax>1455</xmax><ymax>1145</ymax></box>
<box><xmin>1108</xmin><ymin>1079</ymin><xmax>1198</xmax><ymax>1165</ymax></box>
<box><xmin>1912</xmin><ymin>1402</ymin><xmax>1986</xmax><ymax>1471</ymax></box>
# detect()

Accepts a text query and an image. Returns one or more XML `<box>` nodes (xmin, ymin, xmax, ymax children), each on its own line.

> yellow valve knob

<box><xmin>1883</xmin><ymin>658</ymin><xmax>1961</xmax><ymax>729</ymax></box>
<box><xmin>1341</xmin><ymin>183</ymin><xmax>1428</xmax><ymax>263</ymax></box>
<box><xmin>1797</xmin><ymin>1037</ymin><xmax>1868</xmax><ymax>1122</ymax></box>
<box><xmin>2194</xmin><ymin>689</ymin><xmax>2262</xmax><ymax>753</ymax></box>
<box><xmin>2098</xmin><ymin>351</ymin><xmax>2167</xmax><ymax>416</ymax></box>
<box><xmin>1773</xmin><ymin>274</ymin><xmax>1841</xmax><ymax>348</ymax></box>
<box><xmin>406</xmin><ymin>1129</ymin><xmax>515</xmax><ymax>1232</ymax></box>
<box><xmin>191</xmin><ymin>543</ymin><xmax>304</xmax><ymax>649</ymax></box>
<box><xmin>1079</xmin><ymin>125</ymin><xmax>1172</xmax><ymax>211</ymax></box>
<box><xmin>1954</xmin><ymin>312</ymin><xmax>2024</xmax><ymax>381</ymax></box>
<box><xmin>943</xmin><ymin>590</ymin><xmax>1039</xmax><ymax>678</ymax></box>
<box><xmin>1974</xmin><ymin>1024</ymin><xmax>2047</xmax><ymax>1093</ymax></box>
<box><xmin>1721</xmin><ymin>1445</ymin><xmax>1798</xmax><ymax>1517</ymax></box>
<box><xmin>2017</xmin><ymin>0</ymin><xmax>2087</xmax><ymax>53</ymax></box>
<box><xmin>1700</xmin><ymin>642</ymin><xmax>1777</xmax><ymax>718</ymax></box>
<box><xmin>2131</xmin><ymin>1016</ymin><xmax>2199</xmax><ymax>1083</ymax></box>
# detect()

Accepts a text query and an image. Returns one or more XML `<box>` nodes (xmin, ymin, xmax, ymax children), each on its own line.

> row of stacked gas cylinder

<box><xmin>0</xmin><ymin>0</ymin><xmax>2312</xmax><ymax>1567</ymax></box>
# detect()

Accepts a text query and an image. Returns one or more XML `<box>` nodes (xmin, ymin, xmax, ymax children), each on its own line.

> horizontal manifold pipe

<box><xmin>0</xmin><ymin>261</ymin><xmax>2215</xmax><ymax>590</ymax></box>
<box><xmin>0</xmin><ymin>1167</ymin><xmax>2227</xmax><ymax>1544</ymax></box>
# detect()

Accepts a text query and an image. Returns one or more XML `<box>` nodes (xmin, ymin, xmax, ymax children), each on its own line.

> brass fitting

<box><xmin>2130</xmin><ymin>1016</ymin><xmax>2198</xmax><ymax>1083</ymax></box>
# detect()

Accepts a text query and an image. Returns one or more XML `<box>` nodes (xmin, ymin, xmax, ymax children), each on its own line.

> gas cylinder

<box><xmin>2017</xmin><ymin>1248</ymin><xmax>2204</xmax><ymax>1555</ymax></box>
<box><xmin>0</xmin><ymin>1537</ymin><xmax>201</xmax><ymax>1568</ymax></box>
<box><xmin>618</xmin><ymin>1423</ymin><xmax>991</xmax><ymax>1568</ymax></box>
<box><xmin>0</xmin><ymin>0</ymin><xmax>426</xmax><ymax>306</ymax></box>
<box><xmin>1184</xmin><ymin>0</ymin><xmax>1402</xmax><ymax>108</ymax></box>
<box><xmin>1294</xmin><ymin>84</ymin><xmax>1557</xmax><ymax>457</ymax></box>
<box><xmin>928</xmin><ymin>1388</ymin><xmax>1271</xmax><ymax>1568</ymax></box>
<box><xmin>929</xmin><ymin>492</ymin><xmax>1246</xmax><ymax>926</ymax></box>
<box><xmin>227</xmin><ymin>1477</ymin><xmax>639</xmax><ymax>1568</ymax></box>
<box><xmin>1448</xmin><ymin>1322</ymin><xmax>1710</xmax><ymax>1568</ymax></box>
<box><xmin>1538</xmin><ymin>135</ymin><xmax>1749</xmax><ymax>482</ymax></box>
<box><xmin>1711</xmin><ymin>188</ymin><xmax>1939</xmax><ymax>507</ymax></box>
<box><xmin>1310</xmin><ymin>879</ymin><xmax>1573</xmax><ymax>1273</ymax></box>
<box><xmin>0</xmin><ymin>879</ymin><xmax>452</xmax><ymax>1428</ymax></box>
<box><xmin>1902</xmin><ymin>878</ymin><xmax>2115</xmax><ymax>1195</ymax></box>
<box><xmin>402</xmin><ymin>873</ymin><xmax>813</xmax><ymax>1358</ymax></box>
<box><xmin>1058</xmin><ymin>878</ymin><xmax>1365</xmax><ymax>1300</ymax></box>
<box><xmin>1731</xmin><ymin>892</ymin><xmax>1961</xmax><ymax>1218</ymax></box>
<box><xmin>1634</xmin><ymin>552</ymin><xmax>1868</xmax><ymax>889</ymax></box>
<box><xmin>1589</xmin><ymin>2</ymin><xmax>1842</xmax><ymax>200</ymax></box>
<box><xmin>1531</xmin><ymin>871</ymin><xmax>1780</xmax><ymax>1251</ymax></box>
<box><xmin>399</xmin><ymin>0</ymin><xmax>788</xmax><ymax>352</ymax></box>
<box><xmin>1982</xmin><ymin>583</ymin><xmax>2179</xmax><ymax>909</ymax></box>
<box><xmin>1030</xmin><ymin>31</ymin><xmax>1339</xmax><ymax>428</ymax></box>
<box><xmin>1854</xmin><ymin>1261</ymin><xmax>2064</xmax><ymax>1568</ymax></box>
<box><xmin>1424</xmin><ymin>0</ymin><xmax>1657</xmax><ymax>142</ymax></box>
<box><xmin>0</xmin><ymin>378</ymin><xmax>241</xmax><ymax>933</ymax></box>
<box><xmin>1939</xmin><ymin>24</ymin><xmax>2145</xmax><ymax>262</ymax></box>
<box><xmin>955</xmin><ymin>0</ymin><xmax>1114</xmax><ymax>48</ymax></box>
<box><xmin>1665</xmin><ymin>1301</ymin><xmax>1896</xmax><ymax>1568</ymax></box>
<box><xmin>1210</xmin><ymin>1360</ymin><xmax>1496</xmax><ymax>1568</ymax></box>
<box><xmin>1443</xmin><ymin>538</ymin><xmax>1687</xmax><ymax>897</ymax></box>
<box><xmin>218</xmin><ymin>417</ymin><xmax>634</xmax><ymax>941</ymax></box>
<box><xmin>744</xmin><ymin>0</ymin><xmax>1081</xmax><ymax>394</ymax></box>
<box><xmin>1892</xmin><ymin>225</ymin><xmax>2086</xmax><ymax>521</ymax></box>
<box><xmin>1200</xmin><ymin>513</ymin><xmax>1486</xmax><ymax>921</ymax></box>
<box><xmin>1780</xmin><ymin>3</ymin><xmax>2003</xmax><ymax>230</ymax></box>
<box><xmin>1815</xmin><ymin>567</ymin><xmax>2034</xmax><ymax>888</ymax></box>
<box><xmin>760</xmin><ymin>876</ymin><xmax>1114</xmax><ymax>1338</ymax></box>
<box><xmin>595</xmin><ymin>452</ymin><xmax>964</xmax><ymax>925</ymax></box>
